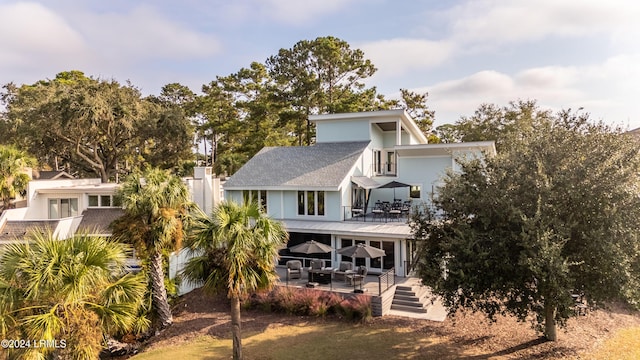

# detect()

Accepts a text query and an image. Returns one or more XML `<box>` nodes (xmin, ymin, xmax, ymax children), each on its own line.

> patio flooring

<box><xmin>275</xmin><ymin>266</ymin><xmax>448</xmax><ymax>321</ymax></box>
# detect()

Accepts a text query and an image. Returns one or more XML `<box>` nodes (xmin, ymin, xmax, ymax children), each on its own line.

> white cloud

<box><xmin>446</xmin><ymin>0</ymin><xmax>640</xmax><ymax>47</ymax></box>
<box><xmin>418</xmin><ymin>54</ymin><xmax>640</xmax><ymax>127</ymax></box>
<box><xmin>0</xmin><ymin>2</ymin><xmax>88</xmax><ymax>70</ymax></box>
<box><xmin>359</xmin><ymin>38</ymin><xmax>455</xmax><ymax>80</ymax></box>
<box><xmin>72</xmin><ymin>5</ymin><xmax>221</xmax><ymax>64</ymax></box>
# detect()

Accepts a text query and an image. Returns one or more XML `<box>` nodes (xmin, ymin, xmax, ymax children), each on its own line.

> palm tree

<box><xmin>182</xmin><ymin>201</ymin><xmax>288</xmax><ymax>360</ymax></box>
<box><xmin>0</xmin><ymin>231</ymin><xmax>147</xmax><ymax>359</ymax></box>
<box><xmin>0</xmin><ymin>145</ymin><xmax>35</xmax><ymax>212</ymax></box>
<box><xmin>114</xmin><ymin>167</ymin><xmax>192</xmax><ymax>330</ymax></box>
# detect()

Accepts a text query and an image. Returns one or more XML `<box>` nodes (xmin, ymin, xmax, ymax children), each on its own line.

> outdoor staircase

<box><xmin>390</xmin><ymin>284</ymin><xmax>431</xmax><ymax>314</ymax></box>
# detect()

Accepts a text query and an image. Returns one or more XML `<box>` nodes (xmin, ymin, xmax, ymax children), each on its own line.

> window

<box><xmin>386</xmin><ymin>151</ymin><xmax>396</xmax><ymax>173</ymax></box>
<box><xmin>410</xmin><ymin>185</ymin><xmax>421</xmax><ymax>199</ymax></box>
<box><xmin>297</xmin><ymin>191</ymin><xmax>325</xmax><ymax>216</ymax></box>
<box><xmin>88</xmin><ymin>194</ymin><xmax>118</xmax><ymax>207</ymax></box>
<box><xmin>49</xmin><ymin>198</ymin><xmax>78</xmax><ymax>219</ymax></box>
<box><xmin>242</xmin><ymin>190</ymin><xmax>267</xmax><ymax>212</ymax></box>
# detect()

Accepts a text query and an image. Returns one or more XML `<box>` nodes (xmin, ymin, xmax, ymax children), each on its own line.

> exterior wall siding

<box><xmin>316</xmin><ymin>119</ymin><xmax>371</xmax><ymax>143</ymax></box>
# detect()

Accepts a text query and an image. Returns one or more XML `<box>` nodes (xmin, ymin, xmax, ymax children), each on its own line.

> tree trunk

<box><xmin>544</xmin><ymin>302</ymin><xmax>557</xmax><ymax>341</ymax></box>
<box><xmin>150</xmin><ymin>249</ymin><xmax>173</xmax><ymax>330</ymax></box>
<box><xmin>231</xmin><ymin>295</ymin><xmax>242</xmax><ymax>360</ymax></box>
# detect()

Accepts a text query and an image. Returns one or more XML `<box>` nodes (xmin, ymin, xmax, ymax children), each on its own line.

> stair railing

<box><xmin>377</xmin><ymin>267</ymin><xmax>396</xmax><ymax>295</ymax></box>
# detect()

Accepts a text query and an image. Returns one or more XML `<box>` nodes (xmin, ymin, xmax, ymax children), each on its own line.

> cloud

<box><xmin>446</xmin><ymin>0</ymin><xmax>640</xmax><ymax>47</ymax></box>
<box><xmin>72</xmin><ymin>5</ymin><xmax>221</xmax><ymax>64</ymax></box>
<box><xmin>0</xmin><ymin>2</ymin><xmax>87</xmax><ymax>70</ymax></box>
<box><xmin>417</xmin><ymin>54</ymin><xmax>640</xmax><ymax>127</ymax></box>
<box><xmin>359</xmin><ymin>38</ymin><xmax>455</xmax><ymax>80</ymax></box>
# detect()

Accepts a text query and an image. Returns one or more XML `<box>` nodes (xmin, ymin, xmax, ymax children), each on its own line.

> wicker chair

<box><xmin>333</xmin><ymin>261</ymin><xmax>354</xmax><ymax>281</ymax></box>
<box><xmin>286</xmin><ymin>260</ymin><xmax>302</xmax><ymax>280</ymax></box>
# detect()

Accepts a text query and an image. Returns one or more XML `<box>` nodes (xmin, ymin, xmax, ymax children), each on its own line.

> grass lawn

<box><xmin>585</xmin><ymin>327</ymin><xmax>640</xmax><ymax>360</ymax></box>
<box><xmin>131</xmin><ymin>322</ymin><xmax>485</xmax><ymax>360</ymax></box>
<box><xmin>131</xmin><ymin>322</ymin><xmax>640</xmax><ymax>360</ymax></box>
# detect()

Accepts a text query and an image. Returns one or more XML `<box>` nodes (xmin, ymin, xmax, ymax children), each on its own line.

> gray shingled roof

<box><xmin>77</xmin><ymin>208</ymin><xmax>125</xmax><ymax>235</ymax></box>
<box><xmin>0</xmin><ymin>220</ymin><xmax>59</xmax><ymax>242</ymax></box>
<box><xmin>224</xmin><ymin>141</ymin><xmax>370</xmax><ymax>189</ymax></box>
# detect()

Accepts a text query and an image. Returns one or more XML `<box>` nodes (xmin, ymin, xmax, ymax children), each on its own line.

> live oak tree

<box><xmin>1</xmin><ymin>71</ymin><xmax>194</xmax><ymax>182</ymax></box>
<box><xmin>412</xmin><ymin>104</ymin><xmax>640</xmax><ymax>341</ymax></box>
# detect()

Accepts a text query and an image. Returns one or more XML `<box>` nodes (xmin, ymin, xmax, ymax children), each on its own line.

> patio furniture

<box><xmin>309</xmin><ymin>268</ymin><xmax>333</xmax><ymax>284</ymax></box>
<box><xmin>333</xmin><ymin>261</ymin><xmax>354</xmax><ymax>281</ymax></box>
<box><xmin>286</xmin><ymin>260</ymin><xmax>302</xmax><ymax>281</ymax></box>
<box><xmin>346</xmin><ymin>265</ymin><xmax>368</xmax><ymax>287</ymax></box>
<box><xmin>388</xmin><ymin>201</ymin><xmax>402</xmax><ymax>220</ymax></box>
<box><xmin>372</xmin><ymin>201</ymin><xmax>385</xmax><ymax>219</ymax></box>
<box><xmin>401</xmin><ymin>200</ymin><xmax>412</xmax><ymax>217</ymax></box>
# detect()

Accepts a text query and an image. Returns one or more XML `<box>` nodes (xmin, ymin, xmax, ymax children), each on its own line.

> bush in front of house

<box><xmin>247</xmin><ymin>287</ymin><xmax>372</xmax><ymax>322</ymax></box>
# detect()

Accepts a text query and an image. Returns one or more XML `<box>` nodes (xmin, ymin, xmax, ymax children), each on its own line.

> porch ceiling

<box><xmin>281</xmin><ymin>219</ymin><xmax>411</xmax><ymax>239</ymax></box>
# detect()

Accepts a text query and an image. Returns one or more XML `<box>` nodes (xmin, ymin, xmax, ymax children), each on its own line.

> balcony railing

<box><xmin>342</xmin><ymin>203</ymin><xmax>434</xmax><ymax>223</ymax></box>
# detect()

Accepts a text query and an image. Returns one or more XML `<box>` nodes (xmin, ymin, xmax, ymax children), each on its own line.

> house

<box><xmin>0</xmin><ymin>167</ymin><xmax>221</xmax><ymax>243</ymax></box>
<box><xmin>224</xmin><ymin>109</ymin><xmax>495</xmax><ymax>277</ymax></box>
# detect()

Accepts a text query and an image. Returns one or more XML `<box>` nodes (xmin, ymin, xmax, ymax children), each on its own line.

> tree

<box><xmin>182</xmin><ymin>201</ymin><xmax>288</xmax><ymax>360</ymax></box>
<box><xmin>445</xmin><ymin>100</ymin><xmax>552</xmax><ymax>149</ymax></box>
<box><xmin>0</xmin><ymin>145</ymin><xmax>35</xmax><ymax>211</ymax></box>
<box><xmin>266</xmin><ymin>36</ymin><xmax>378</xmax><ymax>145</ymax></box>
<box><xmin>0</xmin><ymin>232</ymin><xmax>147</xmax><ymax>359</ymax></box>
<box><xmin>412</xmin><ymin>105</ymin><xmax>640</xmax><ymax>341</ymax></box>
<box><xmin>1</xmin><ymin>71</ymin><xmax>194</xmax><ymax>182</ymax></box>
<box><xmin>113</xmin><ymin>167</ymin><xmax>193</xmax><ymax>330</ymax></box>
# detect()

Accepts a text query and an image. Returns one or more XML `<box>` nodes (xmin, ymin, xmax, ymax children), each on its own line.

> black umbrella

<box><xmin>378</xmin><ymin>180</ymin><xmax>411</xmax><ymax>199</ymax></box>
<box><xmin>337</xmin><ymin>243</ymin><xmax>386</xmax><ymax>258</ymax></box>
<box><xmin>289</xmin><ymin>240</ymin><xmax>333</xmax><ymax>254</ymax></box>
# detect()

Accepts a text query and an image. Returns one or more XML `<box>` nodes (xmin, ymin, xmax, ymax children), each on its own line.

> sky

<box><xmin>1</xmin><ymin>0</ymin><xmax>639</xmax><ymax>129</ymax></box>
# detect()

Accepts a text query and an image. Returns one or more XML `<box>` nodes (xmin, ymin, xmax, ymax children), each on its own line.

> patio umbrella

<box><xmin>337</xmin><ymin>243</ymin><xmax>386</xmax><ymax>258</ymax></box>
<box><xmin>289</xmin><ymin>240</ymin><xmax>333</xmax><ymax>254</ymax></box>
<box><xmin>378</xmin><ymin>180</ymin><xmax>411</xmax><ymax>199</ymax></box>
<box><xmin>337</xmin><ymin>244</ymin><xmax>385</xmax><ymax>292</ymax></box>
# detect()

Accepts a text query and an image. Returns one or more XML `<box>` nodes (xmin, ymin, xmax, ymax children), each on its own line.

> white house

<box><xmin>0</xmin><ymin>167</ymin><xmax>221</xmax><ymax>243</ymax></box>
<box><xmin>224</xmin><ymin>109</ymin><xmax>495</xmax><ymax>277</ymax></box>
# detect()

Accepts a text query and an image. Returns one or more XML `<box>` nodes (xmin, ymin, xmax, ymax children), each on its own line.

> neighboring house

<box><xmin>224</xmin><ymin>109</ymin><xmax>495</xmax><ymax>277</ymax></box>
<box><xmin>0</xmin><ymin>166</ymin><xmax>221</xmax><ymax>243</ymax></box>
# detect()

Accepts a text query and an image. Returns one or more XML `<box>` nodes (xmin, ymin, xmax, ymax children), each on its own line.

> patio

<box><xmin>275</xmin><ymin>265</ymin><xmax>411</xmax><ymax>295</ymax></box>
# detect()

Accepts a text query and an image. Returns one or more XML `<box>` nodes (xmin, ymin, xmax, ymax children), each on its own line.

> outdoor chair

<box><xmin>309</xmin><ymin>259</ymin><xmax>325</xmax><ymax>271</ymax></box>
<box><xmin>333</xmin><ymin>261</ymin><xmax>354</xmax><ymax>281</ymax></box>
<box><xmin>286</xmin><ymin>260</ymin><xmax>302</xmax><ymax>281</ymax></box>
<box><xmin>372</xmin><ymin>201</ymin><xmax>385</xmax><ymax>219</ymax></box>
<box><xmin>347</xmin><ymin>265</ymin><xmax>368</xmax><ymax>287</ymax></box>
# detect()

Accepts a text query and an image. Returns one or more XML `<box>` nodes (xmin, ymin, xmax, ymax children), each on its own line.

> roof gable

<box><xmin>224</xmin><ymin>141</ymin><xmax>369</xmax><ymax>189</ymax></box>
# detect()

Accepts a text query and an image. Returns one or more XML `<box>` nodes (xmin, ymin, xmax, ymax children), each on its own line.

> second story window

<box><xmin>88</xmin><ymin>194</ymin><xmax>119</xmax><ymax>207</ymax></box>
<box><xmin>242</xmin><ymin>190</ymin><xmax>268</xmax><ymax>212</ymax></box>
<box><xmin>298</xmin><ymin>191</ymin><xmax>325</xmax><ymax>216</ymax></box>
<box><xmin>49</xmin><ymin>198</ymin><xmax>78</xmax><ymax>219</ymax></box>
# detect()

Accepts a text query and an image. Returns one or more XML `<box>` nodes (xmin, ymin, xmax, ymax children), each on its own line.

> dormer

<box><xmin>310</xmin><ymin>110</ymin><xmax>428</xmax><ymax>176</ymax></box>
<box><xmin>309</xmin><ymin>109</ymin><xmax>428</xmax><ymax>146</ymax></box>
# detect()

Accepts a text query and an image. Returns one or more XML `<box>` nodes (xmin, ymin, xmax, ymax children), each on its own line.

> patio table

<box><xmin>309</xmin><ymin>268</ymin><xmax>333</xmax><ymax>284</ymax></box>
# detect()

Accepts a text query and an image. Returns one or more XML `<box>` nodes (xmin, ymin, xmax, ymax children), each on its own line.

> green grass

<box><xmin>131</xmin><ymin>322</ymin><xmax>481</xmax><ymax>360</ymax></box>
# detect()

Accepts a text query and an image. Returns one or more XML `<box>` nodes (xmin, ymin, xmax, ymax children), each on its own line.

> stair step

<box><xmin>395</xmin><ymin>290</ymin><xmax>417</xmax><ymax>297</ymax></box>
<box><xmin>394</xmin><ymin>294</ymin><xmax>421</xmax><ymax>302</ymax></box>
<box><xmin>391</xmin><ymin>304</ymin><xmax>428</xmax><ymax>313</ymax></box>
<box><xmin>392</xmin><ymin>299</ymin><xmax>425</xmax><ymax>307</ymax></box>
<box><xmin>396</xmin><ymin>285</ymin><xmax>414</xmax><ymax>291</ymax></box>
